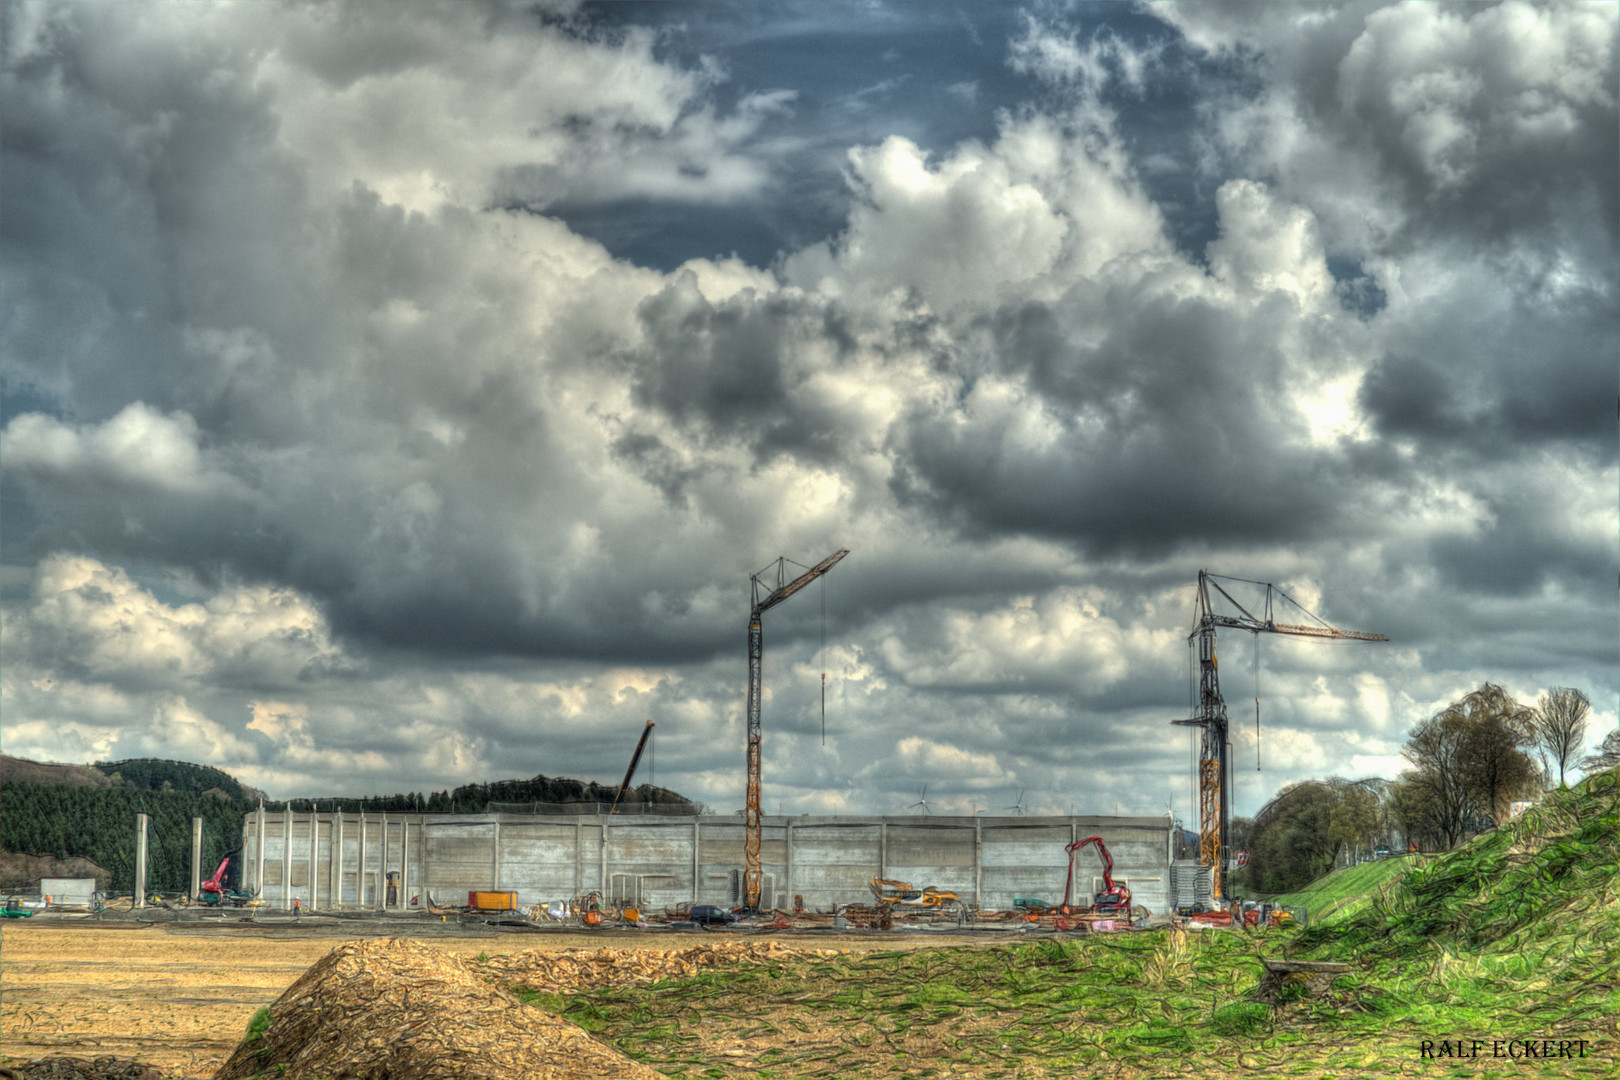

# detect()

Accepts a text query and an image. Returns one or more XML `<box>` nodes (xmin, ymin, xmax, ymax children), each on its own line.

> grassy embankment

<box><xmin>1264</xmin><ymin>855</ymin><xmax>1417</xmax><ymax>924</ymax></box>
<box><xmin>512</xmin><ymin>772</ymin><xmax>1617</xmax><ymax>1079</ymax></box>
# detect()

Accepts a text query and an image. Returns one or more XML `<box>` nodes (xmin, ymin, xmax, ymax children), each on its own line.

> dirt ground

<box><xmin>0</xmin><ymin>919</ymin><xmax>931</xmax><ymax>1079</ymax></box>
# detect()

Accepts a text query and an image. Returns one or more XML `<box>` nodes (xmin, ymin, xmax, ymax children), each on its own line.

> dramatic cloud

<box><xmin>2</xmin><ymin>1</ymin><xmax>1613</xmax><ymax>825</ymax></box>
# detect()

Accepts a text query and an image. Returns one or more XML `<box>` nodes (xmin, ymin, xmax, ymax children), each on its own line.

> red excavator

<box><xmin>199</xmin><ymin>857</ymin><xmax>254</xmax><ymax>907</ymax></box>
<box><xmin>1060</xmin><ymin>835</ymin><xmax>1131</xmax><ymax>916</ymax></box>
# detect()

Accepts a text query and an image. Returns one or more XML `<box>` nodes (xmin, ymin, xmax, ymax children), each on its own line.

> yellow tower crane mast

<box><xmin>1173</xmin><ymin>571</ymin><xmax>1386</xmax><ymax>904</ymax></box>
<box><xmin>744</xmin><ymin>548</ymin><xmax>848</xmax><ymax>910</ymax></box>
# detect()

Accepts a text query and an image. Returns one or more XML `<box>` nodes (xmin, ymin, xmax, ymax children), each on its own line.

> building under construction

<box><xmin>238</xmin><ymin>808</ymin><xmax>1174</xmax><ymax>917</ymax></box>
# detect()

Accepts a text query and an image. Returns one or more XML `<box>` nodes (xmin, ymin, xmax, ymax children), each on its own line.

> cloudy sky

<box><xmin>3</xmin><ymin>1</ymin><xmax>1614</xmax><ymax>825</ymax></box>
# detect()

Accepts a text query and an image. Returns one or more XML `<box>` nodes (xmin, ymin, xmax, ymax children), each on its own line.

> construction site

<box><xmin>7</xmin><ymin>562</ymin><xmax>1616</xmax><ymax>1080</ymax></box>
<box><xmin>220</xmin><ymin>562</ymin><xmax>1385</xmax><ymax>931</ymax></box>
<box><xmin>231</xmin><ymin>806</ymin><xmax>1176</xmax><ymax>926</ymax></box>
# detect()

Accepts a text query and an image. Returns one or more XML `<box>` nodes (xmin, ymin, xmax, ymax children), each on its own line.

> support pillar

<box><xmin>357</xmin><ymin>812</ymin><xmax>368</xmax><ymax>907</ymax></box>
<box><xmin>691</xmin><ymin>818</ymin><xmax>701</xmax><ymax>904</ymax></box>
<box><xmin>379</xmin><ymin>814</ymin><xmax>389</xmax><ymax>909</ymax></box>
<box><xmin>785</xmin><ymin>820</ymin><xmax>794</xmax><ymax>910</ymax></box>
<box><xmin>402</xmin><ymin>815</ymin><xmax>412</xmax><ymax>910</ymax></box>
<box><xmin>191</xmin><ymin>817</ymin><xmax>203</xmax><ymax>901</ymax></box>
<box><xmin>282</xmin><ymin>806</ymin><xmax>293</xmax><ymax>909</ymax></box>
<box><xmin>974</xmin><ymin>817</ymin><xmax>982</xmax><ymax>908</ymax></box>
<box><xmin>134</xmin><ymin>813</ymin><xmax>149</xmax><ymax>907</ymax></box>
<box><xmin>332</xmin><ymin>811</ymin><xmax>344</xmax><ymax>909</ymax></box>
<box><xmin>255</xmin><ymin>801</ymin><xmax>266</xmax><ymax>899</ymax></box>
<box><xmin>309</xmin><ymin>807</ymin><xmax>318</xmax><ymax>912</ymax></box>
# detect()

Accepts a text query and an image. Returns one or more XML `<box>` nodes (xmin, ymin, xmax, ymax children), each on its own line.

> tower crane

<box><xmin>1172</xmin><ymin>570</ymin><xmax>1386</xmax><ymax>903</ymax></box>
<box><xmin>744</xmin><ymin>548</ymin><xmax>848</xmax><ymax>910</ymax></box>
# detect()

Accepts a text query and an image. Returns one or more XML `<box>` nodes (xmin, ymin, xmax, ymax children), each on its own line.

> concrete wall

<box><xmin>242</xmin><ymin>811</ymin><xmax>1174</xmax><ymax>917</ymax></box>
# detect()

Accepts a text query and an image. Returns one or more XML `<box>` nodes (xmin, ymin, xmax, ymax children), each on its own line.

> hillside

<box><xmin>92</xmin><ymin>757</ymin><xmax>263</xmax><ymax>801</ymax></box>
<box><xmin>1264</xmin><ymin>855</ymin><xmax>1416</xmax><ymax>924</ymax></box>
<box><xmin>1297</xmin><ymin>769</ymin><xmax>1618</xmax><ymax>959</ymax></box>
<box><xmin>0</xmin><ymin>754</ymin><xmax>117</xmax><ymax>789</ymax></box>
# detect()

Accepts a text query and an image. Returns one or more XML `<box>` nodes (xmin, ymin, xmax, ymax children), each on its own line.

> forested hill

<box><xmin>91</xmin><ymin>757</ymin><xmax>264</xmax><ymax>801</ymax></box>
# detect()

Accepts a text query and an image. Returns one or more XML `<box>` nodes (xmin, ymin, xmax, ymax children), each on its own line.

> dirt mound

<box><xmin>473</xmin><ymin>939</ymin><xmax>840</xmax><ymax>993</ymax></box>
<box><xmin>211</xmin><ymin>938</ymin><xmax>663</xmax><ymax>1080</ymax></box>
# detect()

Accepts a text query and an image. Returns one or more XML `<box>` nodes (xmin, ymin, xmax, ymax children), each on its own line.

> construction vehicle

<box><xmin>610</xmin><ymin>720</ymin><xmax>655</xmax><ymax>813</ymax></box>
<box><xmin>199</xmin><ymin>857</ymin><xmax>255</xmax><ymax>907</ymax></box>
<box><xmin>869</xmin><ymin>878</ymin><xmax>960</xmax><ymax>909</ymax></box>
<box><xmin>743</xmin><ymin>548</ymin><xmax>849</xmax><ymax>909</ymax></box>
<box><xmin>1172</xmin><ymin>571</ymin><xmax>1386</xmax><ymax>904</ymax></box>
<box><xmin>1060</xmin><ymin>835</ymin><xmax>1131</xmax><ymax>915</ymax></box>
<box><xmin>578</xmin><ymin>891</ymin><xmax>603</xmax><ymax>927</ymax></box>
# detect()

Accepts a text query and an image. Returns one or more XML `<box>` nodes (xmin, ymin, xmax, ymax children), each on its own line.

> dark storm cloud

<box><xmin>1</xmin><ymin>1</ymin><xmax>1613</xmax><ymax>814</ymax></box>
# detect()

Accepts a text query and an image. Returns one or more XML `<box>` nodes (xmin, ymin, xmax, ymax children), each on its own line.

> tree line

<box><xmin>0</xmin><ymin>783</ymin><xmax>250</xmax><ymax>895</ymax></box>
<box><xmin>1234</xmin><ymin>683</ymin><xmax>1609</xmax><ymax>895</ymax></box>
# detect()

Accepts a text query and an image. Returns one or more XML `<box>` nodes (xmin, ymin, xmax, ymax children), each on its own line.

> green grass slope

<box><xmin>1299</xmin><ymin>770</ymin><xmax>1618</xmax><ymax>960</ymax></box>
<box><xmin>1266</xmin><ymin>854</ymin><xmax>1417</xmax><ymax>924</ymax></box>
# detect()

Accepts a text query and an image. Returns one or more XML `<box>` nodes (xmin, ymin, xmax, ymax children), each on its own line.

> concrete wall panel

<box><xmin>245</xmin><ymin>811</ymin><xmax>1172</xmax><ymax>916</ymax></box>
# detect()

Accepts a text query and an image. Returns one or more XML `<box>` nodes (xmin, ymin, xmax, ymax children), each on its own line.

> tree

<box><xmin>1455</xmin><ymin>684</ymin><xmax>1541</xmax><ymax>824</ymax></box>
<box><xmin>1401</xmin><ymin>709</ymin><xmax>1475</xmax><ymax>848</ymax></box>
<box><xmin>1245</xmin><ymin>777</ymin><xmax>1384</xmax><ymax>893</ymax></box>
<box><xmin>1579</xmin><ymin>728</ymin><xmax>1620</xmax><ymax>773</ymax></box>
<box><xmin>1533</xmin><ymin>687</ymin><xmax>1590</xmax><ymax>787</ymax></box>
<box><xmin>1388</xmin><ymin>776</ymin><xmax>1443</xmax><ymax>852</ymax></box>
<box><xmin>1328</xmin><ymin>783</ymin><xmax>1381</xmax><ymax>861</ymax></box>
<box><xmin>1401</xmin><ymin>683</ymin><xmax>1542</xmax><ymax>845</ymax></box>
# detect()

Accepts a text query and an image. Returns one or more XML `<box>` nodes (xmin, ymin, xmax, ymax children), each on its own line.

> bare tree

<box><xmin>1533</xmin><ymin>687</ymin><xmax>1590</xmax><ymax>787</ymax></box>
<box><xmin>1579</xmin><ymin>728</ymin><xmax>1620</xmax><ymax>773</ymax></box>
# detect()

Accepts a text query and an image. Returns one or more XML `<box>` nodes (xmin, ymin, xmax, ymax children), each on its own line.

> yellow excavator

<box><xmin>870</xmin><ymin>878</ymin><xmax>959</xmax><ymax>909</ymax></box>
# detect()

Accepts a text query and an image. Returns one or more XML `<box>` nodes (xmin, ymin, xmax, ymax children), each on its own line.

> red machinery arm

<box><xmin>1061</xmin><ymin>835</ymin><xmax>1119</xmax><ymax>911</ymax></box>
<box><xmin>202</xmin><ymin>857</ymin><xmax>230</xmax><ymax>892</ymax></box>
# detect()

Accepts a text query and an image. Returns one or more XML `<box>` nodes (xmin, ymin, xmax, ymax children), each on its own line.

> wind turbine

<box><xmin>909</xmin><ymin>783</ymin><xmax>931</xmax><ymax>816</ymax></box>
<box><xmin>1004</xmin><ymin>789</ymin><xmax>1027</xmax><ymax>816</ymax></box>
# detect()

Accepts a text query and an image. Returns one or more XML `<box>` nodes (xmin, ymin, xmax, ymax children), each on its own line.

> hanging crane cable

<box><xmin>821</xmin><ymin>572</ymin><xmax>829</xmax><ymax>747</ymax></box>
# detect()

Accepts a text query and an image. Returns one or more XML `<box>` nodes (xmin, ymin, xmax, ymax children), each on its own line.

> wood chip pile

<box><xmin>471</xmin><ymin>940</ymin><xmax>843</xmax><ymax>994</ymax></box>
<box><xmin>0</xmin><ymin>1058</ymin><xmax>162</xmax><ymax>1080</ymax></box>
<box><xmin>211</xmin><ymin>938</ymin><xmax>666</xmax><ymax>1080</ymax></box>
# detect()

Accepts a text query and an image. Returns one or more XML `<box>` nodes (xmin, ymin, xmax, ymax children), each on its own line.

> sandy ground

<box><xmin>0</xmin><ymin>918</ymin><xmax>934</xmax><ymax>1078</ymax></box>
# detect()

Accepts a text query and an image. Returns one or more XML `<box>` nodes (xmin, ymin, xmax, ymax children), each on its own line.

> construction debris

<box><xmin>212</xmin><ymin>937</ymin><xmax>666</xmax><ymax>1080</ymax></box>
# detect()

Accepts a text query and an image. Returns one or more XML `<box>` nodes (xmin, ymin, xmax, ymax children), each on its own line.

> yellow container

<box><xmin>468</xmin><ymin>891</ymin><xmax>518</xmax><ymax>911</ymax></box>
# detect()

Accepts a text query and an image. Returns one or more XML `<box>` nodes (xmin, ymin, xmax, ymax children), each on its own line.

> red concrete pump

<box><xmin>1061</xmin><ymin>835</ymin><xmax>1131</xmax><ymax>916</ymax></box>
